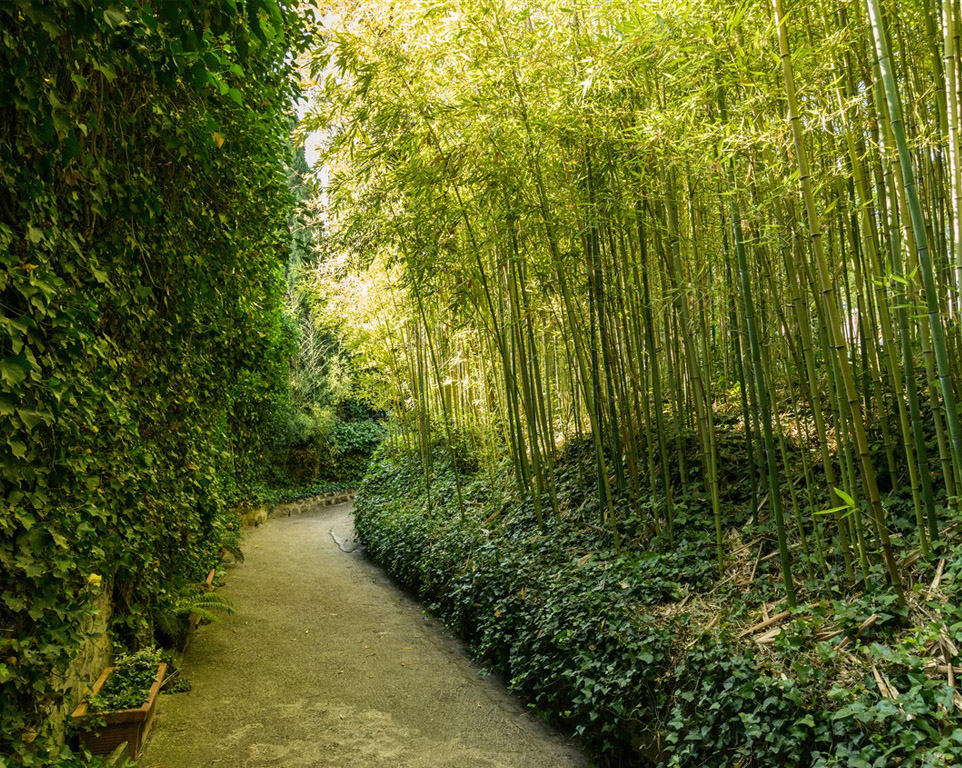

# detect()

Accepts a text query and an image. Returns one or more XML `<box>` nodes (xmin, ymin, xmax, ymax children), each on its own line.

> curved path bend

<box><xmin>142</xmin><ymin>502</ymin><xmax>588</xmax><ymax>768</ymax></box>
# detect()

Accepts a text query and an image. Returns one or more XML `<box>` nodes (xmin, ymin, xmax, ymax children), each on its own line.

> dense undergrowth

<box><xmin>263</xmin><ymin>398</ymin><xmax>384</xmax><ymax>491</ymax></box>
<box><xmin>355</xmin><ymin>435</ymin><xmax>962</xmax><ymax>767</ymax></box>
<box><xmin>261</xmin><ymin>146</ymin><xmax>385</xmax><ymax>494</ymax></box>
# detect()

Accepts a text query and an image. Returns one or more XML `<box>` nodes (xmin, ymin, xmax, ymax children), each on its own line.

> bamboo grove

<box><xmin>305</xmin><ymin>0</ymin><xmax>962</xmax><ymax>606</ymax></box>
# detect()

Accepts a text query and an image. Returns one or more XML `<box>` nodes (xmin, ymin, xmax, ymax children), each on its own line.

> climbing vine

<box><xmin>0</xmin><ymin>1</ymin><xmax>307</xmax><ymax>763</ymax></box>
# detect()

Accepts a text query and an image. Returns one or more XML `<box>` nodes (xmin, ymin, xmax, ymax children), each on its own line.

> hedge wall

<box><xmin>0</xmin><ymin>2</ymin><xmax>306</xmax><ymax>763</ymax></box>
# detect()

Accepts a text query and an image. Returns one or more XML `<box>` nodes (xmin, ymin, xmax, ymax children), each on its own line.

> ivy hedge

<box><xmin>355</xmin><ymin>444</ymin><xmax>962</xmax><ymax>767</ymax></box>
<box><xmin>0</xmin><ymin>1</ymin><xmax>307</xmax><ymax>764</ymax></box>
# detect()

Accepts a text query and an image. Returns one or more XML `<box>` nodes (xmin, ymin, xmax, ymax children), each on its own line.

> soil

<box><xmin>141</xmin><ymin>501</ymin><xmax>589</xmax><ymax>768</ymax></box>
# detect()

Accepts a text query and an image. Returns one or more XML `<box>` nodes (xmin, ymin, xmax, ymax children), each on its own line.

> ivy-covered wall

<box><xmin>0</xmin><ymin>2</ymin><xmax>306</xmax><ymax>764</ymax></box>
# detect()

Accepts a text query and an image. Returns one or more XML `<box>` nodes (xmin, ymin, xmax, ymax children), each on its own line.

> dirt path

<box><xmin>142</xmin><ymin>502</ymin><xmax>589</xmax><ymax>768</ymax></box>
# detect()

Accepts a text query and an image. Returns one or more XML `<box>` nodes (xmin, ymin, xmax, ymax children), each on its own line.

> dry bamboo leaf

<box><xmin>927</xmin><ymin>559</ymin><xmax>946</xmax><ymax>598</ymax></box>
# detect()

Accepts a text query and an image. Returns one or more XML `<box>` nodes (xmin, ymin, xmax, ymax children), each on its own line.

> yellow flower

<box><xmin>87</xmin><ymin>573</ymin><xmax>102</xmax><ymax>588</ymax></box>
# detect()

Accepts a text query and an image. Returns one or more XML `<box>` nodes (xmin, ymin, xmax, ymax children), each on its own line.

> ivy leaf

<box><xmin>191</xmin><ymin>62</ymin><xmax>210</xmax><ymax>90</ymax></box>
<box><xmin>8</xmin><ymin>439</ymin><xmax>27</xmax><ymax>459</ymax></box>
<box><xmin>17</xmin><ymin>409</ymin><xmax>48</xmax><ymax>430</ymax></box>
<box><xmin>52</xmin><ymin>110</ymin><xmax>70</xmax><ymax>135</ymax></box>
<box><xmin>104</xmin><ymin>7</ymin><xmax>128</xmax><ymax>28</ymax></box>
<box><xmin>1</xmin><ymin>592</ymin><xmax>25</xmax><ymax>611</ymax></box>
<box><xmin>1</xmin><ymin>355</ymin><xmax>31</xmax><ymax>387</ymax></box>
<box><xmin>92</xmin><ymin>59</ymin><xmax>118</xmax><ymax>81</ymax></box>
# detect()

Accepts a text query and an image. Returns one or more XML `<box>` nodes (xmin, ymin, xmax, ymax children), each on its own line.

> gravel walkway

<box><xmin>141</xmin><ymin>502</ymin><xmax>589</xmax><ymax>768</ymax></box>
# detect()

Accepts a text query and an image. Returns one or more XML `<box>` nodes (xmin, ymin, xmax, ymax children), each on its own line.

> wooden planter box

<box><xmin>72</xmin><ymin>663</ymin><xmax>166</xmax><ymax>760</ymax></box>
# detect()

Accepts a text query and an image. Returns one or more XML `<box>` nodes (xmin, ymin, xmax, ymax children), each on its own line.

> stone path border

<box><xmin>269</xmin><ymin>490</ymin><xmax>357</xmax><ymax>519</ymax></box>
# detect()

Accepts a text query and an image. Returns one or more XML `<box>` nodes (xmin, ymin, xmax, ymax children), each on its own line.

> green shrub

<box><xmin>355</xmin><ymin>446</ymin><xmax>677</xmax><ymax>757</ymax></box>
<box><xmin>266</xmin><ymin>404</ymin><xmax>383</xmax><ymax>487</ymax></box>
<box><xmin>354</xmin><ymin>444</ymin><xmax>962</xmax><ymax>767</ymax></box>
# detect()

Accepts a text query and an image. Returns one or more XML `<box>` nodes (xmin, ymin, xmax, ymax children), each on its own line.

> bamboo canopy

<box><xmin>305</xmin><ymin>0</ymin><xmax>962</xmax><ymax>604</ymax></box>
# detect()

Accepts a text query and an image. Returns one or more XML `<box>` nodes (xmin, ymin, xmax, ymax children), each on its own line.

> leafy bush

<box><xmin>355</xmin><ymin>444</ymin><xmax>962</xmax><ymax>767</ymax></box>
<box><xmin>266</xmin><ymin>404</ymin><xmax>384</xmax><ymax>487</ymax></box>
<box><xmin>323</xmin><ymin>418</ymin><xmax>384</xmax><ymax>479</ymax></box>
<box><xmin>355</xmin><ymin>445</ymin><xmax>677</xmax><ymax>757</ymax></box>
<box><xmin>664</xmin><ymin>639</ymin><xmax>812</xmax><ymax>766</ymax></box>
<box><xmin>250</xmin><ymin>479</ymin><xmax>355</xmax><ymax>506</ymax></box>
